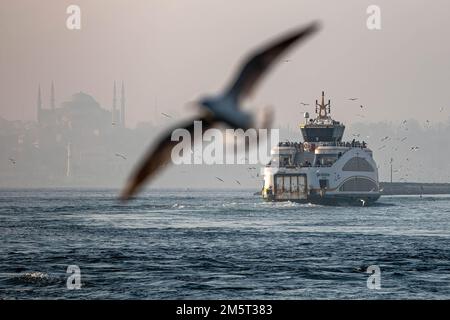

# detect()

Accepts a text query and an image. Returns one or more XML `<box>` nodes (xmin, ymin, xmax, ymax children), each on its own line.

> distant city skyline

<box><xmin>35</xmin><ymin>81</ymin><xmax>127</xmax><ymax>128</ymax></box>
<box><xmin>1</xmin><ymin>0</ymin><xmax>450</xmax><ymax>188</ymax></box>
<box><xmin>1</xmin><ymin>0</ymin><xmax>450</xmax><ymax>129</ymax></box>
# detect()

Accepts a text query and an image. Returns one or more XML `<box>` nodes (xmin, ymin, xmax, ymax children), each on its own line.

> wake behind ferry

<box><xmin>262</xmin><ymin>92</ymin><xmax>380</xmax><ymax>206</ymax></box>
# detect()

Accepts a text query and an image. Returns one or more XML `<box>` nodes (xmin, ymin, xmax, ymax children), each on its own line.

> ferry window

<box><xmin>319</xmin><ymin>179</ymin><xmax>329</xmax><ymax>189</ymax></box>
<box><xmin>274</xmin><ymin>175</ymin><xmax>307</xmax><ymax>194</ymax></box>
<box><xmin>314</xmin><ymin>154</ymin><xmax>339</xmax><ymax>166</ymax></box>
<box><xmin>342</xmin><ymin>157</ymin><xmax>374</xmax><ymax>172</ymax></box>
<box><xmin>339</xmin><ymin>177</ymin><xmax>377</xmax><ymax>192</ymax></box>
<box><xmin>276</xmin><ymin>176</ymin><xmax>283</xmax><ymax>192</ymax></box>
<box><xmin>291</xmin><ymin>176</ymin><xmax>299</xmax><ymax>192</ymax></box>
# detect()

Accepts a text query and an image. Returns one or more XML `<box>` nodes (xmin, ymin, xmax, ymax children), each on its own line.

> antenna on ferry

<box><xmin>316</xmin><ymin>91</ymin><xmax>331</xmax><ymax>118</ymax></box>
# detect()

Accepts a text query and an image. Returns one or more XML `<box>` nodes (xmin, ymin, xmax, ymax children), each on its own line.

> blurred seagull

<box><xmin>411</xmin><ymin>146</ymin><xmax>420</xmax><ymax>151</ymax></box>
<box><xmin>120</xmin><ymin>22</ymin><xmax>321</xmax><ymax>200</ymax></box>
<box><xmin>300</xmin><ymin>102</ymin><xmax>309</xmax><ymax>106</ymax></box>
<box><xmin>216</xmin><ymin>177</ymin><xmax>225</xmax><ymax>183</ymax></box>
<box><xmin>235</xmin><ymin>179</ymin><xmax>241</xmax><ymax>185</ymax></box>
<box><xmin>115</xmin><ymin>153</ymin><xmax>127</xmax><ymax>160</ymax></box>
<box><xmin>9</xmin><ymin>158</ymin><xmax>16</xmax><ymax>165</ymax></box>
<box><xmin>161</xmin><ymin>113</ymin><xmax>172</xmax><ymax>119</ymax></box>
<box><xmin>348</xmin><ymin>98</ymin><xmax>358</xmax><ymax>101</ymax></box>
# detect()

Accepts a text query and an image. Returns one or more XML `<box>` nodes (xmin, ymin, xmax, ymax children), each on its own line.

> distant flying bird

<box><xmin>161</xmin><ymin>113</ymin><xmax>172</xmax><ymax>119</ymax></box>
<box><xmin>235</xmin><ymin>179</ymin><xmax>241</xmax><ymax>185</ymax></box>
<box><xmin>120</xmin><ymin>22</ymin><xmax>321</xmax><ymax>200</ymax></box>
<box><xmin>411</xmin><ymin>146</ymin><xmax>420</xmax><ymax>151</ymax></box>
<box><xmin>360</xmin><ymin>105</ymin><xmax>364</xmax><ymax>109</ymax></box>
<box><xmin>215</xmin><ymin>177</ymin><xmax>225</xmax><ymax>183</ymax></box>
<box><xmin>115</xmin><ymin>153</ymin><xmax>127</xmax><ymax>160</ymax></box>
<box><xmin>9</xmin><ymin>158</ymin><xmax>16</xmax><ymax>165</ymax></box>
<box><xmin>300</xmin><ymin>102</ymin><xmax>309</xmax><ymax>106</ymax></box>
<box><xmin>348</xmin><ymin>98</ymin><xmax>358</xmax><ymax>101</ymax></box>
<box><xmin>401</xmin><ymin>137</ymin><xmax>407</xmax><ymax>142</ymax></box>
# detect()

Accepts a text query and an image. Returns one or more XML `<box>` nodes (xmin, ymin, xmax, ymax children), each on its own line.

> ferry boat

<box><xmin>262</xmin><ymin>91</ymin><xmax>380</xmax><ymax>206</ymax></box>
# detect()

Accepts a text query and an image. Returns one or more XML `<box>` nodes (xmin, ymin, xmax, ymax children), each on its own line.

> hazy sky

<box><xmin>1</xmin><ymin>0</ymin><xmax>450</xmax><ymax>128</ymax></box>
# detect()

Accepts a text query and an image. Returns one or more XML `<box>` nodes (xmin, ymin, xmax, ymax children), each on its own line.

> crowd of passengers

<box><xmin>277</xmin><ymin>139</ymin><xmax>367</xmax><ymax>149</ymax></box>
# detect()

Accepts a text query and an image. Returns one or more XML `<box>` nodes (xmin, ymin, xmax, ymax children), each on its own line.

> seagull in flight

<box><xmin>120</xmin><ymin>22</ymin><xmax>321</xmax><ymax>200</ymax></box>
<box><xmin>235</xmin><ymin>179</ymin><xmax>241</xmax><ymax>185</ymax></box>
<box><xmin>215</xmin><ymin>177</ymin><xmax>225</xmax><ymax>183</ymax></box>
<box><xmin>348</xmin><ymin>98</ymin><xmax>358</xmax><ymax>101</ymax></box>
<box><xmin>161</xmin><ymin>113</ymin><xmax>172</xmax><ymax>119</ymax></box>
<box><xmin>300</xmin><ymin>102</ymin><xmax>309</xmax><ymax>106</ymax></box>
<box><xmin>9</xmin><ymin>158</ymin><xmax>16</xmax><ymax>165</ymax></box>
<box><xmin>115</xmin><ymin>153</ymin><xmax>127</xmax><ymax>160</ymax></box>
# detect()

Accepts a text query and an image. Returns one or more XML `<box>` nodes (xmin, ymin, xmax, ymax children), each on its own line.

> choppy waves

<box><xmin>1</xmin><ymin>189</ymin><xmax>450</xmax><ymax>299</ymax></box>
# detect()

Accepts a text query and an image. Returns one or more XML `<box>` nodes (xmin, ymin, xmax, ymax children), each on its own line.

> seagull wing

<box><xmin>121</xmin><ymin>116</ymin><xmax>213</xmax><ymax>200</ymax></box>
<box><xmin>225</xmin><ymin>22</ymin><xmax>320</xmax><ymax>103</ymax></box>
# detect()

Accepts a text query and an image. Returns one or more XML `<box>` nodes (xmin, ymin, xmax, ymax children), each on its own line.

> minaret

<box><xmin>50</xmin><ymin>81</ymin><xmax>56</xmax><ymax>110</ymax></box>
<box><xmin>37</xmin><ymin>84</ymin><xmax>42</xmax><ymax>124</ymax></box>
<box><xmin>112</xmin><ymin>81</ymin><xmax>117</xmax><ymax>125</ymax></box>
<box><xmin>120</xmin><ymin>81</ymin><xmax>125</xmax><ymax>128</ymax></box>
<box><xmin>66</xmin><ymin>143</ymin><xmax>71</xmax><ymax>177</ymax></box>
